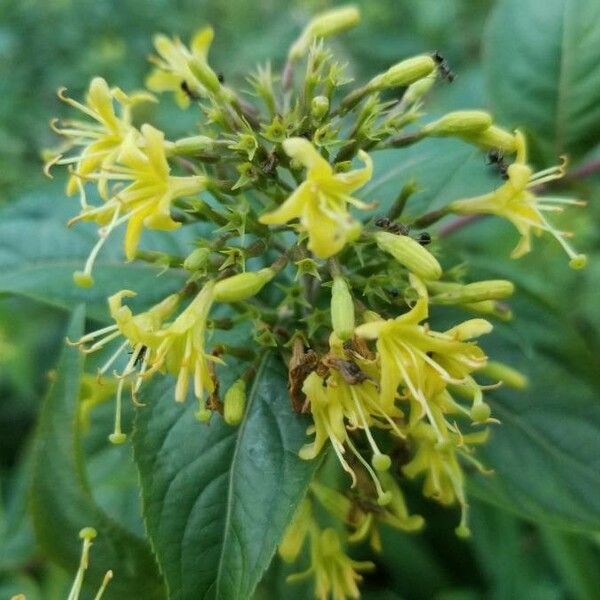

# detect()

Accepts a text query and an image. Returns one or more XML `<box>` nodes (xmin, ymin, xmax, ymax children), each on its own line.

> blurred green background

<box><xmin>1</xmin><ymin>0</ymin><xmax>600</xmax><ymax>598</ymax></box>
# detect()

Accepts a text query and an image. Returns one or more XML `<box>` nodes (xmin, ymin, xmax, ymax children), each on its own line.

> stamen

<box><xmin>108</xmin><ymin>378</ymin><xmax>127</xmax><ymax>444</ymax></box>
<box><xmin>92</xmin><ymin>571</ymin><xmax>113</xmax><ymax>600</ymax></box>
<box><xmin>349</xmin><ymin>387</ymin><xmax>389</xmax><ymax>468</ymax></box>
<box><xmin>81</xmin><ymin>330</ymin><xmax>121</xmax><ymax>354</ymax></box>
<box><xmin>346</xmin><ymin>436</ymin><xmax>392</xmax><ymax>506</ymax></box>
<box><xmin>68</xmin><ymin>323</ymin><xmax>118</xmax><ymax>345</ymax></box>
<box><xmin>67</xmin><ymin>527</ymin><xmax>97</xmax><ymax>600</ymax></box>
<box><xmin>98</xmin><ymin>340</ymin><xmax>129</xmax><ymax>376</ymax></box>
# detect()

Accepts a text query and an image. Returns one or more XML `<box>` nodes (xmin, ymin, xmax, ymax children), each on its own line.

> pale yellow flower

<box><xmin>259</xmin><ymin>138</ymin><xmax>373</xmax><ymax>258</ymax></box>
<box><xmin>448</xmin><ymin>130</ymin><xmax>586</xmax><ymax>268</ymax></box>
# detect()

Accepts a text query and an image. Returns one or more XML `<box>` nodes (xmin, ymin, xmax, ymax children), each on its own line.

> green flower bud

<box><xmin>423</xmin><ymin>111</ymin><xmax>493</xmax><ymax>136</ymax></box>
<box><xmin>462</xmin><ymin>125</ymin><xmax>517</xmax><ymax>153</ymax></box>
<box><xmin>289</xmin><ymin>6</ymin><xmax>361</xmax><ymax>60</ymax></box>
<box><xmin>431</xmin><ymin>280</ymin><xmax>514</xmax><ymax>305</ymax></box>
<box><xmin>170</xmin><ymin>135</ymin><xmax>214</xmax><ymax>156</ymax></box>
<box><xmin>224</xmin><ymin>379</ymin><xmax>246</xmax><ymax>426</ymax></box>
<box><xmin>375</xmin><ymin>231</ymin><xmax>442</xmax><ymax>280</ymax></box>
<box><xmin>183</xmin><ymin>247</ymin><xmax>211</xmax><ymax>271</ymax></box>
<box><xmin>311</xmin><ymin>95</ymin><xmax>330</xmax><ymax>120</ymax></box>
<box><xmin>369</xmin><ymin>55</ymin><xmax>435</xmax><ymax>91</ymax></box>
<box><xmin>214</xmin><ymin>268</ymin><xmax>275</xmax><ymax>302</ymax></box>
<box><xmin>402</xmin><ymin>76</ymin><xmax>436</xmax><ymax>105</ymax></box>
<box><xmin>479</xmin><ymin>360</ymin><xmax>528</xmax><ymax>389</ymax></box>
<box><xmin>331</xmin><ymin>276</ymin><xmax>355</xmax><ymax>341</ymax></box>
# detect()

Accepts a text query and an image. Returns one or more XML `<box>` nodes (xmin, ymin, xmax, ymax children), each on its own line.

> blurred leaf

<box><xmin>0</xmin><ymin>189</ymin><xmax>190</xmax><ymax>322</ymax></box>
<box><xmin>485</xmin><ymin>0</ymin><xmax>600</xmax><ymax>160</ymax></box>
<box><xmin>0</xmin><ymin>572</ymin><xmax>42</xmax><ymax>600</ymax></box>
<box><xmin>133</xmin><ymin>352</ymin><xmax>317</xmax><ymax>600</ymax></box>
<box><xmin>30</xmin><ymin>306</ymin><xmax>165</xmax><ymax>600</ymax></box>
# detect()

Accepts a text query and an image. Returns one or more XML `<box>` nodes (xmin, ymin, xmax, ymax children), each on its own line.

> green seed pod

<box><xmin>375</xmin><ymin>231</ymin><xmax>442</xmax><ymax>280</ymax></box>
<box><xmin>331</xmin><ymin>276</ymin><xmax>355</xmax><ymax>341</ymax></box>
<box><xmin>369</xmin><ymin>55</ymin><xmax>435</xmax><ymax>91</ymax></box>
<box><xmin>214</xmin><ymin>268</ymin><xmax>275</xmax><ymax>302</ymax></box>
<box><xmin>224</xmin><ymin>379</ymin><xmax>246</xmax><ymax>426</ymax></box>
<box><xmin>423</xmin><ymin>111</ymin><xmax>493</xmax><ymax>136</ymax></box>
<box><xmin>183</xmin><ymin>247</ymin><xmax>211</xmax><ymax>271</ymax></box>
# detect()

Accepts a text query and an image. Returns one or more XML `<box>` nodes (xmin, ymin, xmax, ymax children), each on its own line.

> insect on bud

<box><xmin>368</xmin><ymin>55</ymin><xmax>436</xmax><ymax>91</ymax></box>
<box><xmin>183</xmin><ymin>247</ymin><xmax>211</xmax><ymax>271</ymax></box>
<box><xmin>423</xmin><ymin>111</ymin><xmax>493</xmax><ymax>136</ymax></box>
<box><xmin>224</xmin><ymin>379</ymin><xmax>246</xmax><ymax>426</ymax></box>
<box><xmin>331</xmin><ymin>276</ymin><xmax>355</xmax><ymax>341</ymax></box>
<box><xmin>214</xmin><ymin>268</ymin><xmax>275</xmax><ymax>303</ymax></box>
<box><xmin>375</xmin><ymin>231</ymin><xmax>442</xmax><ymax>280</ymax></box>
<box><xmin>288</xmin><ymin>6</ymin><xmax>361</xmax><ymax>60</ymax></box>
<box><xmin>311</xmin><ymin>95</ymin><xmax>330</xmax><ymax>120</ymax></box>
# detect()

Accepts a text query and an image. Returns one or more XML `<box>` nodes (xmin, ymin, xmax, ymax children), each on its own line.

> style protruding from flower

<box><xmin>259</xmin><ymin>138</ymin><xmax>373</xmax><ymax>258</ymax></box>
<box><xmin>449</xmin><ymin>130</ymin><xmax>587</xmax><ymax>268</ymax></box>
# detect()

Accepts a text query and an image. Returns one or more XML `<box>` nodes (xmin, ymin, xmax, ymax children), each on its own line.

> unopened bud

<box><xmin>224</xmin><ymin>379</ymin><xmax>246</xmax><ymax>426</ymax></box>
<box><xmin>331</xmin><ymin>276</ymin><xmax>355</xmax><ymax>341</ymax></box>
<box><xmin>446</xmin><ymin>318</ymin><xmax>493</xmax><ymax>340</ymax></box>
<box><xmin>311</xmin><ymin>95</ymin><xmax>330</xmax><ymax>120</ymax></box>
<box><xmin>479</xmin><ymin>360</ymin><xmax>528</xmax><ymax>389</ymax></box>
<box><xmin>463</xmin><ymin>125</ymin><xmax>518</xmax><ymax>153</ymax></box>
<box><xmin>369</xmin><ymin>55</ymin><xmax>435</xmax><ymax>91</ymax></box>
<box><xmin>465</xmin><ymin>300</ymin><xmax>513</xmax><ymax>321</ymax></box>
<box><xmin>214</xmin><ymin>268</ymin><xmax>275</xmax><ymax>302</ymax></box>
<box><xmin>431</xmin><ymin>280</ymin><xmax>514</xmax><ymax>305</ymax></box>
<box><xmin>423</xmin><ymin>111</ymin><xmax>493</xmax><ymax>136</ymax></box>
<box><xmin>289</xmin><ymin>6</ymin><xmax>360</xmax><ymax>60</ymax></box>
<box><xmin>183</xmin><ymin>247</ymin><xmax>211</xmax><ymax>271</ymax></box>
<box><xmin>171</xmin><ymin>135</ymin><xmax>214</xmax><ymax>155</ymax></box>
<box><xmin>375</xmin><ymin>231</ymin><xmax>442</xmax><ymax>280</ymax></box>
<box><xmin>402</xmin><ymin>76</ymin><xmax>436</xmax><ymax>105</ymax></box>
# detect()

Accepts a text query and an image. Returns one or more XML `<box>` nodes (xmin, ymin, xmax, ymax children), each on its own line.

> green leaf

<box><xmin>484</xmin><ymin>0</ymin><xmax>600</xmax><ymax>159</ymax></box>
<box><xmin>0</xmin><ymin>190</ymin><xmax>189</xmax><ymax>322</ymax></box>
<box><xmin>133</xmin><ymin>353</ymin><xmax>318</xmax><ymax>600</ymax></box>
<box><xmin>30</xmin><ymin>306</ymin><xmax>165</xmax><ymax>600</ymax></box>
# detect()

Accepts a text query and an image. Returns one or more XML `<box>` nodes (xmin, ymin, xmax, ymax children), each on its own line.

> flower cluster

<box><xmin>47</xmin><ymin>5</ymin><xmax>587</xmax><ymax>600</ymax></box>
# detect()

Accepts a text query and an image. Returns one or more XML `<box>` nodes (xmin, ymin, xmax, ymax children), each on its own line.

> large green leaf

<box><xmin>0</xmin><ymin>189</ymin><xmax>190</xmax><ymax>322</ymax></box>
<box><xmin>133</xmin><ymin>353</ymin><xmax>318</xmax><ymax>600</ymax></box>
<box><xmin>484</xmin><ymin>0</ymin><xmax>600</xmax><ymax>160</ymax></box>
<box><xmin>30</xmin><ymin>306</ymin><xmax>165</xmax><ymax>600</ymax></box>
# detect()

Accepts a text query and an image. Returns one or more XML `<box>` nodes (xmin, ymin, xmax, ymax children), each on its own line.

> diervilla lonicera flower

<box><xmin>48</xmin><ymin>5</ymin><xmax>589</xmax><ymax>599</ymax></box>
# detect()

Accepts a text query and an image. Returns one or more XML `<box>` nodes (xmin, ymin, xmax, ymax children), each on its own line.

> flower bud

<box><xmin>279</xmin><ymin>499</ymin><xmax>312</xmax><ymax>563</ymax></box>
<box><xmin>431</xmin><ymin>280</ymin><xmax>514</xmax><ymax>305</ymax></box>
<box><xmin>331</xmin><ymin>276</ymin><xmax>355</xmax><ymax>341</ymax></box>
<box><xmin>462</xmin><ymin>125</ymin><xmax>517</xmax><ymax>153</ymax></box>
<box><xmin>170</xmin><ymin>135</ymin><xmax>214</xmax><ymax>156</ymax></box>
<box><xmin>446</xmin><ymin>318</ymin><xmax>493</xmax><ymax>341</ymax></box>
<box><xmin>288</xmin><ymin>6</ymin><xmax>361</xmax><ymax>60</ymax></box>
<box><xmin>183</xmin><ymin>247</ymin><xmax>211</xmax><ymax>271</ymax></box>
<box><xmin>375</xmin><ymin>231</ymin><xmax>442</xmax><ymax>280</ymax></box>
<box><xmin>423</xmin><ymin>111</ymin><xmax>493</xmax><ymax>136</ymax></box>
<box><xmin>189</xmin><ymin>57</ymin><xmax>222</xmax><ymax>95</ymax></box>
<box><xmin>465</xmin><ymin>300</ymin><xmax>513</xmax><ymax>321</ymax></box>
<box><xmin>402</xmin><ymin>76</ymin><xmax>436</xmax><ymax>105</ymax></box>
<box><xmin>214</xmin><ymin>268</ymin><xmax>275</xmax><ymax>302</ymax></box>
<box><xmin>479</xmin><ymin>360</ymin><xmax>528</xmax><ymax>389</ymax></box>
<box><xmin>311</xmin><ymin>95</ymin><xmax>330</xmax><ymax>120</ymax></box>
<box><xmin>224</xmin><ymin>379</ymin><xmax>246</xmax><ymax>426</ymax></box>
<box><xmin>368</xmin><ymin>55</ymin><xmax>435</xmax><ymax>91</ymax></box>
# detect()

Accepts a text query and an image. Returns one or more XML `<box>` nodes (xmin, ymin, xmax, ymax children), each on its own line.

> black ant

<box><xmin>217</xmin><ymin>72</ymin><xmax>225</xmax><ymax>84</ymax></box>
<box><xmin>375</xmin><ymin>216</ymin><xmax>410</xmax><ymax>236</ymax></box>
<box><xmin>128</xmin><ymin>345</ymin><xmax>147</xmax><ymax>368</ymax></box>
<box><xmin>487</xmin><ymin>149</ymin><xmax>509</xmax><ymax>179</ymax></box>
<box><xmin>432</xmin><ymin>51</ymin><xmax>455</xmax><ymax>83</ymax></box>
<box><xmin>180</xmin><ymin>80</ymin><xmax>200</xmax><ymax>100</ymax></box>
<box><xmin>417</xmin><ymin>232</ymin><xmax>431</xmax><ymax>246</ymax></box>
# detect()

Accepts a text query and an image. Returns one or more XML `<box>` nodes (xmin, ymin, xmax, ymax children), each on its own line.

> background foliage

<box><xmin>1</xmin><ymin>0</ymin><xmax>599</xmax><ymax>598</ymax></box>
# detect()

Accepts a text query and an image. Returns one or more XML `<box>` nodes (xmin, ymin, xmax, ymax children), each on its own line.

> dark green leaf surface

<box><xmin>30</xmin><ymin>306</ymin><xmax>165</xmax><ymax>600</ymax></box>
<box><xmin>0</xmin><ymin>191</ymin><xmax>189</xmax><ymax>322</ymax></box>
<box><xmin>133</xmin><ymin>353</ymin><xmax>317</xmax><ymax>600</ymax></box>
<box><xmin>485</xmin><ymin>0</ymin><xmax>600</xmax><ymax>160</ymax></box>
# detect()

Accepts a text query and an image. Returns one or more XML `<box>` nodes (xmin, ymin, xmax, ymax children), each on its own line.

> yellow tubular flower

<box><xmin>70</xmin><ymin>124</ymin><xmax>209</xmax><ymax>284</ymax></box>
<box><xmin>259</xmin><ymin>138</ymin><xmax>373</xmax><ymax>258</ymax></box>
<box><xmin>403</xmin><ymin>423</ymin><xmax>489</xmax><ymax>537</ymax></box>
<box><xmin>355</xmin><ymin>298</ymin><xmax>489</xmax><ymax>439</ymax></box>
<box><xmin>47</xmin><ymin>77</ymin><xmax>155</xmax><ymax>196</ymax></box>
<box><xmin>287</xmin><ymin>527</ymin><xmax>374</xmax><ymax>600</ymax></box>
<box><xmin>448</xmin><ymin>130</ymin><xmax>587</xmax><ymax>268</ymax></box>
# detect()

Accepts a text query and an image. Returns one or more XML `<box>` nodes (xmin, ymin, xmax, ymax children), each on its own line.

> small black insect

<box><xmin>432</xmin><ymin>51</ymin><xmax>455</xmax><ymax>82</ymax></box>
<box><xmin>133</xmin><ymin>346</ymin><xmax>147</xmax><ymax>368</ymax></box>
<box><xmin>417</xmin><ymin>232</ymin><xmax>432</xmax><ymax>246</ymax></box>
<box><xmin>375</xmin><ymin>216</ymin><xmax>410</xmax><ymax>236</ymax></box>
<box><xmin>375</xmin><ymin>216</ymin><xmax>391</xmax><ymax>229</ymax></box>
<box><xmin>180</xmin><ymin>80</ymin><xmax>200</xmax><ymax>100</ymax></box>
<box><xmin>486</xmin><ymin>149</ymin><xmax>509</xmax><ymax>179</ymax></box>
<box><xmin>217</xmin><ymin>72</ymin><xmax>225</xmax><ymax>84</ymax></box>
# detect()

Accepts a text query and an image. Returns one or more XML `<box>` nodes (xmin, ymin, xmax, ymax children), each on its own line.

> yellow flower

<box><xmin>146</xmin><ymin>27</ymin><xmax>230</xmax><ymax>107</ymax></box>
<box><xmin>70</xmin><ymin>124</ymin><xmax>209</xmax><ymax>285</ymax></box>
<box><xmin>355</xmin><ymin>298</ymin><xmax>488</xmax><ymax>439</ymax></box>
<box><xmin>288</xmin><ymin>527</ymin><xmax>374</xmax><ymax>600</ymax></box>
<box><xmin>259</xmin><ymin>138</ymin><xmax>373</xmax><ymax>258</ymax></box>
<box><xmin>403</xmin><ymin>422</ymin><xmax>489</xmax><ymax>537</ymax></box>
<box><xmin>448</xmin><ymin>130</ymin><xmax>587</xmax><ymax>268</ymax></box>
<box><xmin>46</xmin><ymin>77</ymin><xmax>155</xmax><ymax>196</ymax></box>
<box><xmin>69</xmin><ymin>289</ymin><xmax>180</xmax><ymax>443</ymax></box>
